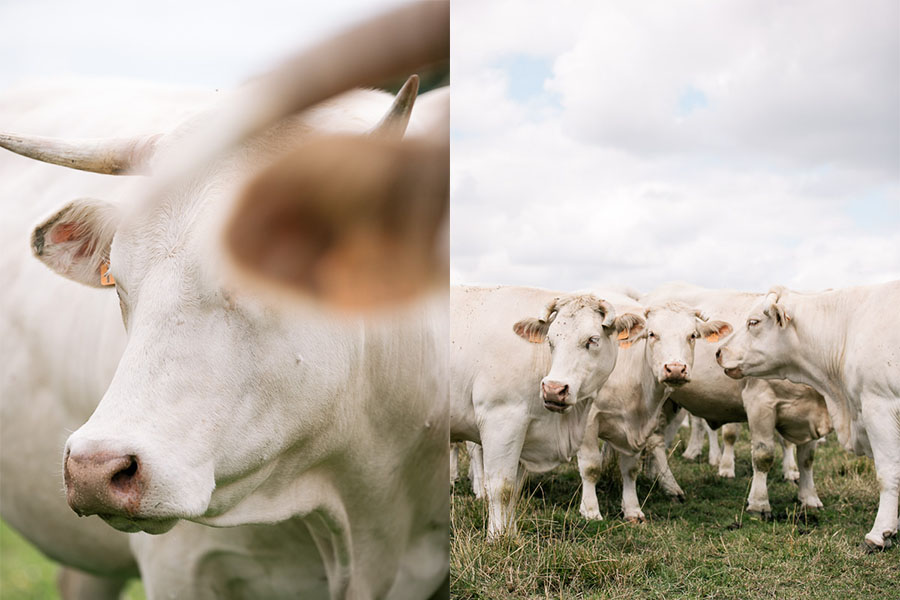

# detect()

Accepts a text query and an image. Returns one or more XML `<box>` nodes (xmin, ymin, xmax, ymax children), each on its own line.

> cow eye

<box><xmin>747</xmin><ymin>319</ymin><xmax>759</xmax><ymax>328</ymax></box>
<box><xmin>690</xmin><ymin>332</ymin><xmax>699</xmax><ymax>340</ymax></box>
<box><xmin>648</xmin><ymin>331</ymin><xmax>657</xmax><ymax>339</ymax></box>
<box><xmin>586</xmin><ymin>335</ymin><xmax>601</xmax><ymax>348</ymax></box>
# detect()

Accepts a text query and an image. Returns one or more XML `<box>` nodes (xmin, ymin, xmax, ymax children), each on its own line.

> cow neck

<box><xmin>781</xmin><ymin>290</ymin><xmax>858</xmax><ymax>451</ymax></box>
<box><xmin>635</xmin><ymin>345</ymin><xmax>671</xmax><ymax>448</ymax></box>
<box><xmin>556</xmin><ymin>396</ymin><xmax>595</xmax><ymax>461</ymax></box>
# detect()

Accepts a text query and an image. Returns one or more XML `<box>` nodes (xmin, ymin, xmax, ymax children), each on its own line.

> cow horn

<box><xmin>0</xmin><ymin>132</ymin><xmax>159</xmax><ymax>175</ymax></box>
<box><xmin>597</xmin><ymin>298</ymin><xmax>617</xmax><ymax>328</ymax></box>
<box><xmin>370</xmin><ymin>74</ymin><xmax>419</xmax><ymax>139</ymax></box>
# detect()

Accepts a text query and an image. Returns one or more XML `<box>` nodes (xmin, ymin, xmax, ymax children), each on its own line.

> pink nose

<box><xmin>542</xmin><ymin>381</ymin><xmax>569</xmax><ymax>403</ymax></box>
<box><xmin>64</xmin><ymin>451</ymin><xmax>145</xmax><ymax>517</ymax></box>
<box><xmin>663</xmin><ymin>363</ymin><xmax>688</xmax><ymax>382</ymax></box>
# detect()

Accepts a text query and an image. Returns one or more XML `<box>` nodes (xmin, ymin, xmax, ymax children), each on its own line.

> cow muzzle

<box><xmin>541</xmin><ymin>380</ymin><xmax>571</xmax><ymax>412</ymax></box>
<box><xmin>64</xmin><ymin>450</ymin><xmax>145</xmax><ymax>518</ymax></box>
<box><xmin>661</xmin><ymin>363</ymin><xmax>690</xmax><ymax>385</ymax></box>
<box><xmin>715</xmin><ymin>348</ymin><xmax>744</xmax><ymax>379</ymax></box>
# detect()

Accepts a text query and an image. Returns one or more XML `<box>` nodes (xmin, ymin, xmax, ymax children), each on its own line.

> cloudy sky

<box><xmin>0</xmin><ymin>0</ymin><xmax>403</xmax><ymax>88</ymax></box>
<box><xmin>451</xmin><ymin>0</ymin><xmax>900</xmax><ymax>294</ymax></box>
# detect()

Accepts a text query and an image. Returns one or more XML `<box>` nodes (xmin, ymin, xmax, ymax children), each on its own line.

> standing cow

<box><xmin>717</xmin><ymin>282</ymin><xmax>900</xmax><ymax>551</ymax></box>
<box><xmin>577</xmin><ymin>301</ymin><xmax>733</xmax><ymax>522</ymax></box>
<box><xmin>450</xmin><ymin>285</ymin><xmax>644</xmax><ymax>537</ymax></box>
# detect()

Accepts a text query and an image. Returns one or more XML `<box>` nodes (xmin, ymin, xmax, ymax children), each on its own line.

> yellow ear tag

<box><xmin>617</xmin><ymin>329</ymin><xmax>629</xmax><ymax>340</ymax></box>
<box><xmin>706</xmin><ymin>333</ymin><xmax>719</xmax><ymax>343</ymax></box>
<box><xmin>100</xmin><ymin>262</ymin><xmax>116</xmax><ymax>286</ymax></box>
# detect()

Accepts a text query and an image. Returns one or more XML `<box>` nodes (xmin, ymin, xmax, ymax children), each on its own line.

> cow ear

<box><xmin>763</xmin><ymin>301</ymin><xmax>791</xmax><ymax>328</ymax></box>
<box><xmin>699</xmin><ymin>320</ymin><xmax>732</xmax><ymax>343</ymax></box>
<box><xmin>513</xmin><ymin>318</ymin><xmax>550</xmax><ymax>343</ymax></box>
<box><xmin>31</xmin><ymin>199</ymin><xmax>120</xmax><ymax>288</ymax></box>
<box><xmin>224</xmin><ymin>136</ymin><xmax>448</xmax><ymax>311</ymax></box>
<box><xmin>612</xmin><ymin>313</ymin><xmax>645</xmax><ymax>349</ymax></box>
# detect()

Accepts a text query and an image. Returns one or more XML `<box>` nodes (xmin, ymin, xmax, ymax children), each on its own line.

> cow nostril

<box><xmin>715</xmin><ymin>348</ymin><xmax>722</xmax><ymax>360</ymax></box>
<box><xmin>560</xmin><ymin>385</ymin><xmax>569</xmax><ymax>396</ymax></box>
<box><xmin>110</xmin><ymin>456</ymin><xmax>139</xmax><ymax>490</ymax></box>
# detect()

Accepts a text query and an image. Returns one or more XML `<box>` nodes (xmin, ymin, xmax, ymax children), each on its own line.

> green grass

<box><xmin>451</xmin><ymin>430</ymin><xmax>899</xmax><ymax>599</ymax></box>
<box><xmin>0</xmin><ymin>520</ymin><xmax>145</xmax><ymax>600</ymax></box>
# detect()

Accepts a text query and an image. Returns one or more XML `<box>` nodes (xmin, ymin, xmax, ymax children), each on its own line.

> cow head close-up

<box><xmin>513</xmin><ymin>295</ymin><xmax>645</xmax><ymax>413</ymax></box>
<box><xmin>642</xmin><ymin>303</ymin><xmax>732</xmax><ymax>386</ymax></box>
<box><xmin>9</xmin><ymin>71</ymin><xmax>444</xmax><ymax>535</ymax></box>
<box><xmin>716</xmin><ymin>287</ymin><xmax>797</xmax><ymax>381</ymax></box>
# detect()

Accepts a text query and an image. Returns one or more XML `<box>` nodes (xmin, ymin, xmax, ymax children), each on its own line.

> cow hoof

<box><xmin>579</xmin><ymin>508</ymin><xmax>604</xmax><ymax>521</ymax></box>
<box><xmin>800</xmin><ymin>499</ymin><xmax>824</xmax><ymax>511</ymax></box>
<box><xmin>784</xmin><ymin>471</ymin><xmax>800</xmax><ymax>482</ymax></box>
<box><xmin>747</xmin><ymin>508</ymin><xmax>772</xmax><ymax>521</ymax></box>
<box><xmin>670</xmin><ymin>492</ymin><xmax>686</xmax><ymax>504</ymax></box>
<box><xmin>718</xmin><ymin>469</ymin><xmax>735</xmax><ymax>479</ymax></box>
<box><xmin>624</xmin><ymin>515</ymin><xmax>646</xmax><ymax>524</ymax></box>
<box><xmin>861</xmin><ymin>539</ymin><xmax>886</xmax><ymax>554</ymax></box>
<box><xmin>682</xmin><ymin>451</ymin><xmax>700</xmax><ymax>461</ymax></box>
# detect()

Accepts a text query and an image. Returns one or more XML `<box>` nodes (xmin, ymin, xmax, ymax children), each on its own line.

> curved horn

<box><xmin>543</xmin><ymin>298</ymin><xmax>561</xmax><ymax>323</ymax></box>
<box><xmin>0</xmin><ymin>132</ymin><xmax>159</xmax><ymax>175</ymax></box>
<box><xmin>693</xmin><ymin>309</ymin><xmax>709</xmax><ymax>322</ymax></box>
<box><xmin>370</xmin><ymin>74</ymin><xmax>419</xmax><ymax>139</ymax></box>
<box><xmin>597</xmin><ymin>298</ymin><xmax>617</xmax><ymax>328</ymax></box>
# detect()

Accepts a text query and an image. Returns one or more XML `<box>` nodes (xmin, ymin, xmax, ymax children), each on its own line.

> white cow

<box><xmin>449</xmin><ymin>285</ymin><xmax>644</xmax><ymax>537</ymax></box>
<box><xmin>717</xmin><ymin>282</ymin><xmax>900</xmax><ymax>550</ymax></box>
<box><xmin>577</xmin><ymin>302</ymin><xmax>733</xmax><ymax>521</ymax></box>
<box><xmin>0</xmin><ymin>11</ymin><xmax>450</xmax><ymax>599</ymax></box>
<box><xmin>642</xmin><ymin>284</ymin><xmax>832</xmax><ymax>517</ymax></box>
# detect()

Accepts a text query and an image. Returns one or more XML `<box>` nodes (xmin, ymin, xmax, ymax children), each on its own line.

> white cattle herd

<box><xmin>450</xmin><ymin>281</ymin><xmax>899</xmax><ymax>553</ymax></box>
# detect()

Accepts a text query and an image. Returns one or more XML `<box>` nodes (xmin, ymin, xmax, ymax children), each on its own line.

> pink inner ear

<box><xmin>49</xmin><ymin>222</ymin><xmax>80</xmax><ymax>244</ymax></box>
<box><xmin>49</xmin><ymin>222</ymin><xmax>96</xmax><ymax>260</ymax></box>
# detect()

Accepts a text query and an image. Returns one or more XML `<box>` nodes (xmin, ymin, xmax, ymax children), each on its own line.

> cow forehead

<box><xmin>646</xmin><ymin>306</ymin><xmax>697</xmax><ymax>335</ymax></box>
<box><xmin>550</xmin><ymin>304</ymin><xmax>603</xmax><ymax>335</ymax></box>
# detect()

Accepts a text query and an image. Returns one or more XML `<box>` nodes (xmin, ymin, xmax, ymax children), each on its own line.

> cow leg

<box><xmin>618</xmin><ymin>450</ymin><xmax>645</xmax><ymax>523</ymax></box>
<box><xmin>449</xmin><ymin>443</ymin><xmax>459</xmax><ymax>485</ymax></box>
<box><xmin>665</xmin><ymin>407</ymin><xmax>688</xmax><ymax>450</ymax></box>
<box><xmin>646</xmin><ymin>432</ymin><xmax>685</xmax><ymax>501</ymax></box>
<box><xmin>779</xmin><ymin>435</ymin><xmax>800</xmax><ymax>482</ymax></box>
<box><xmin>479</xmin><ymin>418</ymin><xmax>528</xmax><ymax>538</ymax></box>
<box><xmin>577</xmin><ymin>405</ymin><xmax>606</xmax><ymax>520</ymax></box>
<box><xmin>718</xmin><ymin>423</ymin><xmax>739</xmax><ymax>478</ymax></box>
<box><xmin>706</xmin><ymin>420</ymin><xmax>722</xmax><ymax>466</ymax></box>
<box><xmin>682</xmin><ymin>414</ymin><xmax>705</xmax><ymax>460</ymax></box>
<box><xmin>467</xmin><ymin>442</ymin><xmax>485</xmax><ymax>499</ymax></box>
<box><xmin>57</xmin><ymin>568</ymin><xmax>128</xmax><ymax>600</ymax></box>
<box><xmin>795</xmin><ymin>439</ymin><xmax>823</xmax><ymax>510</ymax></box>
<box><xmin>861</xmin><ymin>395</ymin><xmax>900</xmax><ymax>550</ymax></box>
<box><xmin>744</xmin><ymin>403</ymin><xmax>777</xmax><ymax>517</ymax></box>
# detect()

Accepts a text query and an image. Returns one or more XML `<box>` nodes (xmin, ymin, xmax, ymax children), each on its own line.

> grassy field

<box><xmin>0</xmin><ymin>520</ymin><xmax>145</xmax><ymax>600</ymax></box>
<box><xmin>451</xmin><ymin>429</ymin><xmax>899</xmax><ymax>599</ymax></box>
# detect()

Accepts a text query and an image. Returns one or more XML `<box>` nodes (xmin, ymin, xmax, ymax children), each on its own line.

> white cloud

<box><xmin>451</xmin><ymin>0</ymin><xmax>900</xmax><ymax>295</ymax></box>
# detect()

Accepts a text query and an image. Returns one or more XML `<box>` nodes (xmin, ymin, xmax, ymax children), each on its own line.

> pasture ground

<box><xmin>0</xmin><ymin>520</ymin><xmax>145</xmax><ymax>599</ymax></box>
<box><xmin>451</xmin><ymin>428</ymin><xmax>899</xmax><ymax>599</ymax></box>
